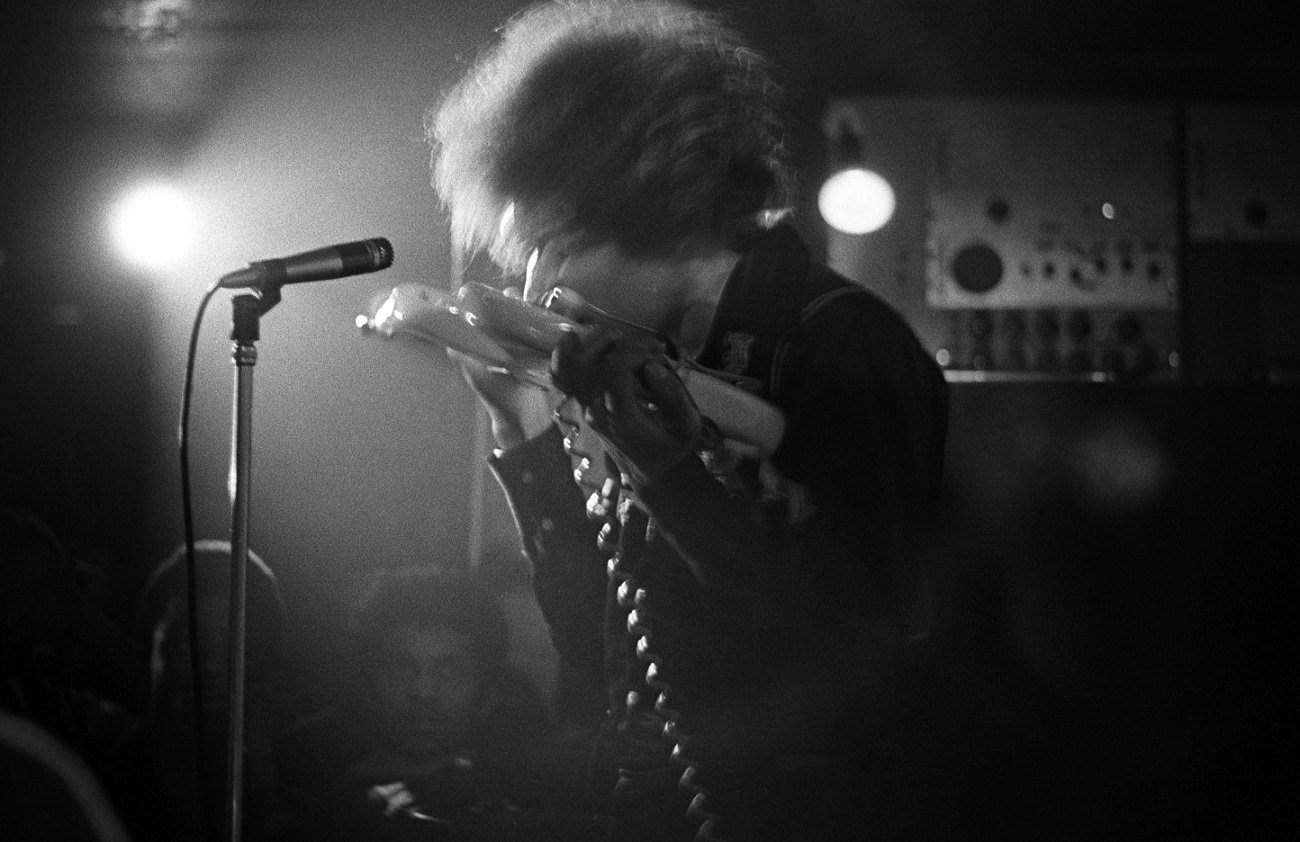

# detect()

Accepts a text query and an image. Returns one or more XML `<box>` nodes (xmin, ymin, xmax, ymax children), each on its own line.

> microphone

<box><xmin>219</xmin><ymin>238</ymin><xmax>394</xmax><ymax>289</ymax></box>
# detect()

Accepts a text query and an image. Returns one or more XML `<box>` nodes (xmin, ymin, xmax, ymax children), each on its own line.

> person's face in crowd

<box><xmin>524</xmin><ymin>236</ymin><xmax>688</xmax><ymax>336</ymax></box>
<box><xmin>370</xmin><ymin>624</ymin><xmax>482</xmax><ymax>757</ymax></box>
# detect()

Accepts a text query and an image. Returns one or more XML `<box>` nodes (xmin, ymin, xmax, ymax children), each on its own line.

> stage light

<box><xmin>110</xmin><ymin>182</ymin><xmax>196</xmax><ymax>269</ymax></box>
<box><xmin>818</xmin><ymin>167</ymin><xmax>896</xmax><ymax>235</ymax></box>
<box><xmin>817</xmin><ymin>115</ymin><xmax>896</xmax><ymax>236</ymax></box>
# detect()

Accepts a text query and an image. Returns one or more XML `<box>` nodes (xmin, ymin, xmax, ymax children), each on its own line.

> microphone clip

<box><xmin>249</xmin><ymin>282</ymin><xmax>282</xmax><ymax>317</ymax></box>
<box><xmin>232</xmin><ymin>293</ymin><xmax>265</xmax><ymax>342</ymax></box>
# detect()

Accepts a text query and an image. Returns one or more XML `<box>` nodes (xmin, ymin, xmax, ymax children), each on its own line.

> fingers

<box><xmin>579</xmin><ymin>351</ymin><xmax>700</xmax><ymax>460</ymax></box>
<box><xmin>640</xmin><ymin>358</ymin><xmax>691</xmax><ymax>416</ymax></box>
<box><xmin>551</xmin><ymin>327</ymin><xmax>699</xmax><ymax>470</ymax></box>
<box><xmin>446</xmin><ymin>346</ymin><xmax>491</xmax><ymax>383</ymax></box>
<box><xmin>552</xmin><ymin>326</ymin><xmax>667</xmax><ymax>403</ymax></box>
<box><xmin>601</xmin><ymin>356</ymin><xmax>672</xmax><ymax>423</ymax></box>
<box><xmin>581</xmin><ymin>359</ymin><xmax>700</xmax><ymax>488</ymax></box>
<box><xmin>551</xmin><ymin>329</ymin><xmax>599</xmax><ymax>402</ymax></box>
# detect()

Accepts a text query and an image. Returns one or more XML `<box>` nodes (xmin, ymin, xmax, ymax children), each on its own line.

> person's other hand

<box><xmin>449</xmin><ymin>348</ymin><xmax>555</xmax><ymax>450</ymax></box>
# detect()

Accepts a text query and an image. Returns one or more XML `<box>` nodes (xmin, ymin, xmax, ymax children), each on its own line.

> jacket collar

<box><xmin>695</xmin><ymin>224</ymin><xmax>811</xmax><ymax>391</ymax></box>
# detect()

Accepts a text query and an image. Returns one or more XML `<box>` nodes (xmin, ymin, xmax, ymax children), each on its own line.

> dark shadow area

<box><xmin>899</xmin><ymin>382</ymin><xmax>1300</xmax><ymax>837</ymax></box>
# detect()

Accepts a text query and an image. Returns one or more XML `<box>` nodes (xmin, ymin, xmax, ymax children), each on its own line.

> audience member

<box><xmin>127</xmin><ymin>539</ymin><xmax>289</xmax><ymax>841</ymax></box>
<box><xmin>273</xmin><ymin>565</ymin><xmax>585</xmax><ymax>841</ymax></box>
<box><xmin>0</xmin><ymin>506</ymin><xmax>139</xmax><ymax>816</ymax></box>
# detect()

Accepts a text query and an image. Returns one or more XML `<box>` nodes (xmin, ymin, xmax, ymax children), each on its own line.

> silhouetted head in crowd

<box><xmin>130</xmin><ymin>542</ymin><xmax>289</xmax><ymax>839</ymax></box>
<box><xmin>135</xmin><ymin>539</ymin><xmax>287</xmax><ymax>734</ymax></box>
<box><xmin>1</xmin><ymin>505</ymin><xmax>140</xmax><ymax>805</ymax></box>
<box><xmin>348</xmin><ymin>566</ymin><xmax>513</xmax><ymax>762</ymax></box>
<box><xmin>1</xmin><ymin>505</ymin><xmax>138</xmax><ymax>720</ymax></box>
<box><xmin>0</xmin><ymin>506</ymin><xmax>78</xmax><ymax>682</ymax></box>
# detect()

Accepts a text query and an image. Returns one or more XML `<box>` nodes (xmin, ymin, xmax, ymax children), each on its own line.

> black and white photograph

<box><xmin>2</xmin><ymin>2</ymin><xmax>1295</xmax><ymax>839</ymax></box>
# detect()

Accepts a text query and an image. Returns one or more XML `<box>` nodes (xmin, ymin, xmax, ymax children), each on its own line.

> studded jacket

<box><xmin>489</xmin><ymin>224</ymin><xmax>948</xmax><ymax>836</ymax></box>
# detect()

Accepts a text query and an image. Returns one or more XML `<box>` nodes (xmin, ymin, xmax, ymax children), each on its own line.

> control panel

<box><xmin>823</xmin><ymin>98</ymin><xmax>1181</xmax><ymax>380</ymax></box>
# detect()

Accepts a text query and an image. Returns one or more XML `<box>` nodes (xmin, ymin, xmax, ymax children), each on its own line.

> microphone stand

<box><xmin>224</xmin><ymin>285</ymin><xmax>280</xmax><ymax>842</ymax></box>
<box><xmin>212</xmin><ymin>241</ymin><xmax>389</xmax><ymax>840</ymax></box>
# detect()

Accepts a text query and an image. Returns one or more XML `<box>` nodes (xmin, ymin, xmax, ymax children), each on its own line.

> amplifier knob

<box><xmin>951</xmin><ymin>242</ymin><xmax>1003</xmax><ymax>294</ymax></box>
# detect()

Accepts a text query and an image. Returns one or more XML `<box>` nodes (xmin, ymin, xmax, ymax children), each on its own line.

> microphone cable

<box><xmin>176</xmin><ymin>277</ymin><xmax>223</xmax><ymax>839</ymax></box>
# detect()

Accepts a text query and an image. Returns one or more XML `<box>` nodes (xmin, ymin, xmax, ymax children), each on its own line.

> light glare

<box><xmin>110</xmin><ymin>183</ymin><xmax>196</xmax><ymax>269</ymax></box>
<box><xmin>818</xmin><ymin>167</ymin><xmax>896</xmax><ymax>235</ymax></box>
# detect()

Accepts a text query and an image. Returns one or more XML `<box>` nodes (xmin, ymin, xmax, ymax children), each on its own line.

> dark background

<box><xmin>2</xmin><ymin>1</ymin><xmax>1296</xmax><ymax>834</ymax></box>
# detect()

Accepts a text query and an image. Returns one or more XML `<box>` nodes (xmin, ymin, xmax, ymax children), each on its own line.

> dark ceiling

<box><xmin>6</xmin><ymin>0</ymin><xmax>1296</xmax><ymax>144</ymax></box>
<box><xmin>5</xmin><ymin>0</ymin><xmax>292</xmax><ymax>138</ymax></box>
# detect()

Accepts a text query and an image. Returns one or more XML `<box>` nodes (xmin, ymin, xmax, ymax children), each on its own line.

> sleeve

<box><xmin>638</xmin><ymin>296</ymin><xmax>948</xmax><ymax>650</ymax></box>
<box><xmin>488</xmin><ymin>425</ymin><xmax>608</xmax><ymax>683</ymax></box>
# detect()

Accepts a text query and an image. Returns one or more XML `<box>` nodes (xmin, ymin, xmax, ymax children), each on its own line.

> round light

<box><xmin>110</xmin><ymin>183</ymin><xmax>196</xmax><ymax>269</ymax></box>
<box><xmin>818</xmin><ymin>167</ymin><xmax>896</xmax><ymax>235</ymax></box>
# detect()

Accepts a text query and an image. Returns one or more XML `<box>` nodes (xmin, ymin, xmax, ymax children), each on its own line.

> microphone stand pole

<box><xmin>224</xmin><ymin>287</ymin><xmax>279</xmax><ymax>842</ymax></box>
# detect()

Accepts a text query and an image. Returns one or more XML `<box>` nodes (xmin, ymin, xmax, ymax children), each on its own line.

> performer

<box><xmin>427</xmin><ymin>2</ymin><xmax>948</xmax><ymax>839</ymax></box>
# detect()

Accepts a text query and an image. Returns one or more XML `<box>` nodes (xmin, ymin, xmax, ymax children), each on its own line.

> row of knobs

<box><xmin>944</xmin><ymin>309</ymin><xmax>1165</xmax><ymax>374</ymax></box>
<box><xmin>963</xmin><ymin>309</ymin><xmax>1146</xmax><ymax>344</ymax></box>
<box><xmin>953</xmin><ymin>241</ymin><xmax>1169</xmax><ymax>295</ymax></box>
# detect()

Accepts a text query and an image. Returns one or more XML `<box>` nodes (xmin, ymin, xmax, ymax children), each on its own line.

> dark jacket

<box><xmin>490</xmin><ymin>224</ymin><xmax>948</xmax><ymax>839</ymax></box>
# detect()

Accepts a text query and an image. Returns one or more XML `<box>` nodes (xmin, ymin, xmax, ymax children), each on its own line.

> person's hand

<box><xmin>551</xmin><ymin>327</ymin><xmax>703</xmax><ymax>487</ymax></box>
<box><xmin>449</xmin><ymin>348</ymin><xmax>555</xmax><ymax>451</ymax></box>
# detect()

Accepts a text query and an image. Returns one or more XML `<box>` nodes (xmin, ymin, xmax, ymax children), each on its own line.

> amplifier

<box><xmin>822</xmin><ymin>97</ymin><xmax>1181</xmax><ymax>380</ymax></box>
